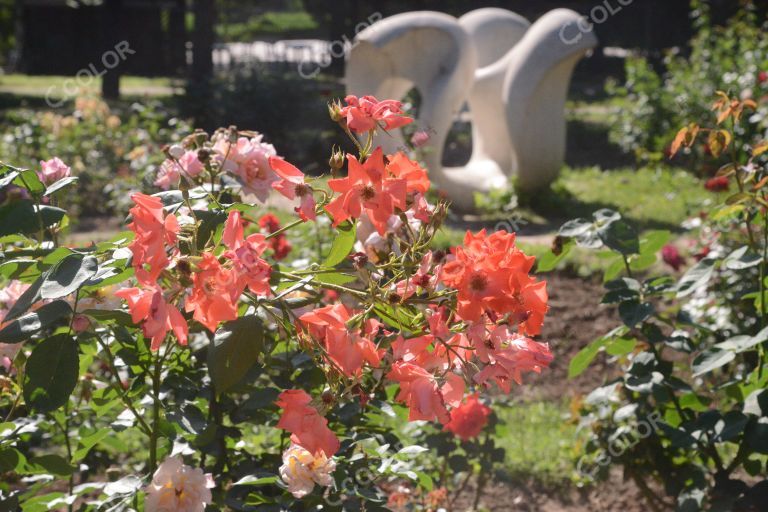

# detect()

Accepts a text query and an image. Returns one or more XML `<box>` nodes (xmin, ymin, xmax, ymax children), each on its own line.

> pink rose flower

<box><xmin>214</xmin><ymin>134</ymin><xmax>278</xmax><ymax>202</ymax></box>
<box><xmin>38</xmin><ymin>157</ymin><xmax>71</xmax><ymax>185</ymax></box>
<box><xmin>410</xmin><ymin>130</ymin><xmax>430</xmax><ymax>148</ymax></box>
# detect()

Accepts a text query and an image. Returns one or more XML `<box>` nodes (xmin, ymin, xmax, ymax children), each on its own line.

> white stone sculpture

<box><xmin>345</xmin><ymin>8</ymin><xmax>597</xmax><ymax>211</ymax></box>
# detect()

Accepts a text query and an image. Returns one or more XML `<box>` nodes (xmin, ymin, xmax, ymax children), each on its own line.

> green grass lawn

<box><xmin>0</xmin><ymin>74</ymin><xmax>180</xmax><ymax>99</ymax></box>
<box><xmin>494</xmin><ymin>400</ymin><xmax>583</xmax><ymax>488</ymax></box>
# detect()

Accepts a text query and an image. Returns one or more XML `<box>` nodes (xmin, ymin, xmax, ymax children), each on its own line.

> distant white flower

<box><xmin>279</xmin><ymin>444</ymin><xmax>336</xmax><ymax>498</ymax></box>
<box><xmin>145</xmin><ymin>456</ymin><xmax>214</xmax><ymax>512</ymax></box>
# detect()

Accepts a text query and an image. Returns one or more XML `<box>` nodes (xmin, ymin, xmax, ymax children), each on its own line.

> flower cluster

<box><xmin>19</xmin><ymin>94</ymin><xmax>551</xmax><ymax>508</ymax></box>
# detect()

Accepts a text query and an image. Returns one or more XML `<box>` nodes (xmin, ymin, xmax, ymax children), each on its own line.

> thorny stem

<box><xmin>94</xmin><ymin>333</ymin><xmax>151</xmax><ymax>436</ymax></box>
<box><xmin>148</xmin><ymin>343</ymin><xmax>170</xmax><ymax>474</ymax></box>
<box><xmin>472</xmin><ymin>432</ymin><xmax>492</xmax><ymax>510</ymax></box>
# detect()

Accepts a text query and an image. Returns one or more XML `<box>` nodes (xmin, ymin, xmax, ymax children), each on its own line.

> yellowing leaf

<box><xmin>716</xmin><ymin>163</ymin><xmax>737</xmax><ymax>177</ymax></box>
<box><xmin>670</xmin><ymin>123</ymin><xmax>699</xmax><ymax>158</ymax></box>
<box><xmin>753</xmin><ymin>140</ymin><xmax>768</xmax><ymax>157</ymax></box>
<box><xmin>670</xmin><ymin>127</ymin><xmax>688</xmax><ymax>158</ymax></box>
<box><xmin>708</xmin><ymin>130</ymin><xmax>732</xmax><ymax>158</ymax></box>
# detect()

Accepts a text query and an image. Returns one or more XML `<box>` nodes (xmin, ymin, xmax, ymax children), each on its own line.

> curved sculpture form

<box><xmin>345</xmin><ymin>8</ymin><xmax>597</xmax><ymax>211</ymax></box>
<box><xmin>345</xmin><ymin>10</ymin><xmax>476</xmax><ymax>194</ymax></box>
<box><xmin>502</xmin><ymin>9</ymin><xmax>597</xmax><ymax>193</ymax></box>
<box><xmin>436</xmin><ymin>9</ymin><xmax>531</xmax><ymax>209</ymax></box>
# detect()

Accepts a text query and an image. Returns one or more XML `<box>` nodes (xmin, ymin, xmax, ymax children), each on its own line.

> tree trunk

<box><xmin>188</xmin><ymin>0</ymin><xmax>216</xmax><ymax>127</ymax></box>
<box><xmin>101</xmin><ymin>0</ymin><xmax>122</xmax><ymax>100</ymax></box>
<box><xmin>191</xmin><ymin>0</ymin><xmax>214</xmax><ymax>83</ymax></box>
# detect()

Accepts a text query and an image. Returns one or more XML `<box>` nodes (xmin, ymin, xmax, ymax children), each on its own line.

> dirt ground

<box><xmin>452</xmin><ymin>272</ymin><xmax>659</xmax><ymax>512</ymax></box>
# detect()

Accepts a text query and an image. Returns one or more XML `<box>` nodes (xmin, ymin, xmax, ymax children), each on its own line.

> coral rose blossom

<box><xmin>386</xmin><ymin>363</ymin><xmax>464</xmax><ymax>424</ymax></box>
<box><xmin>144</xmin><ymin>456</ymin><xmax>214</xmax><ymax>512</ymax></box>
<box><xmin>299</xmin><ymin>304</ymin><xmax>383</xmax><ymax>377</ymax></box>
<box><xmin>222</xmin><ymin>211</ymin><xmax>272</xmax><ymax>297</ymax></box>
<box><xmin>326</xmin><ymin>148</ymin><xmax>407</xmax><ymax>235</ymax></box>
<box><xmin>279</xmin><ymin>444</ymin><xmax>336</xmax><ymax>498</ymax></box>
<box><xmin>339</xmin><ymin>95</ymin><xmax>413</xmax><ymax>133</ymax></box>
<box><xmin>276</xmin><ymin>389</ymin><xmax>340</xmax><ymax>457</ymax></box>
<box><xmin>185</xmin><ymin>253</ymin><xmax>239</xmax><ymax>333</ymax></box>
<box><xmin>443</xmin><ymin>394</ymin><xmax>492</xmax><ymax>441</ymax></box>
<box><xmin>126</xmin><ymin>193</ymin><xmax>180</xmax><ymax>282</ymax></box>
<box><xmin>37</xmin><ymin>157</ymin><xmax>71</xmax><ymax>185</ymax></box>
<box><xmin>268</xmin><ymin>157</ymin><xmax>317</xmax><ymax>221</ymax></box>
<box><xmin>441</xmin><ymin>229</ymin><xmax>548</xmax><ymax>331</ymax></box>
<box><xmin>115</xmin><ymin>285</ymin><xmax>188</xmax><ymax>351</ymax></box>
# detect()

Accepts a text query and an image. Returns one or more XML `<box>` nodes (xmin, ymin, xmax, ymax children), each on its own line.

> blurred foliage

<box><xmin>183</xmin><ymin>64</ymin><xmax>347</xmax><ymax>174</ymax></box>
<box><xmin>607</xmin><ymin>0</ymin><xmax>768</xmax><ymax>169</ymax></box>
<box><xmin>0</xmin><ymin>96</ymin><xmax>191</xmax><ymax>220</ymax></box>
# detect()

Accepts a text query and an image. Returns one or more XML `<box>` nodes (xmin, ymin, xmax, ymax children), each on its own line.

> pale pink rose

<box><xmin>154</xmin><ymin>152</ymin><xmax>204</xmax><ymax>190</ymax></box>
<box><xmin>279</xmin><ymin>444</ymin><xmax>336</xmax><ymax>499</ymax></box>
<box><xmin>0</xmin><ymin>343</ymin><xmax>22</xmax><ymax>372</ymax></box>
<box><xmin>1</xmin><ymin>281</ymin><xmax>31</xmax><ymax>372</ymax></box>
<box><xmin>38</xmin><ymin>157</ymin><xmax>71</xmax><ymax>185</ymax></box>
<box><xmin>0</xmin><ymin>281</ymin><xmax>30</xmax><ymax>321</ymax></box>
<box><xmin>178</xmin><ymin>151</ymin><xmax>204</xmax><ymax>178</ymax></box>
<box><xmin>154</xmin><ymin>159</ymin><xmax>181</xmax><ymax>190</ymax></box>
<box><xmin>214</xmin><ymin>134</ymin><xmax>278</xmax><ymax>202</ymax></box>
<box><xmin>71</xmin><ymin>314</ymin><xmax>90</xmax><ymax>333</ymax></box>
<box><xmin>410</xmin><ymin>130</ymin><xmax>430</xmax><ymax>148</ymax></box>
<box><xmin>145</xmin><ymin>456</ymin><xmax>214</xmax><ymax>512</ymax></box>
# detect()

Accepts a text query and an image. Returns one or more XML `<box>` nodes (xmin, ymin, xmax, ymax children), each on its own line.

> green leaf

<box><xmin>692</xmin><ymin>349</ymin><xmax>735</xmax><ymax>377</ymax></box>
<box><xmin>313</xmin><ymin>271</ymin><xmax>357</xmax><ymax>286</ymax></box>
<box><xmin>744</xmin><ymin>418</ymin><xmax>768</xmax><ymax>454</ymax></box>
<box><xmin>23</xmin><ymin>334</ymin><xmax>79</xmax><ymax>412</ymax></box>
<box><xmin>0</xmin><ymin>300</ymin><xmax>72</xmax><ymax>343</ymax></box>
<box><xmin>744</xmin><ymin>389</ymin><xmax>768</xmax><ymax>417</ymax></box>
<box><xmin>41</xmin><ymin>254</ymin><xmax>98</xmax><ymax>299</ymax></box>
<box><xmin>0</xmin><ymin>448</ymin><xmax>27</xmax><ymax>473</ymax></box>
<box><xmin>43</xmin><ymin>177</ymin><xmax>79</xmax><ymax>197</ymax></box>
<box><xmin>73</xmin><ymin>428</ymin><xmax>111</xmax><ymax>461</ymax></box>
<box><xmin>81</xmin><ymin>309</ymin><xmax>132</xmax><ymax>325</ymax></box>
<box><xmin>605</xmin><ymin>337</ymin><xmax>637</xmax><ymax>356</ymax></box>
<box><xmin>536</xmin><ymin>239</ymin><xmax>574</xmax><ymax>273</ymax></box>
<box><xmin>0</xmin><ymin>170</ymin><xmax>20</xmax><ymax>188</ymax></box>
<box><xmin>676</xmin><ymin>257</ymin><xmax>715</xmax><ymax>298</ymax></box>
<box><xmin>569</xmin><ymin>337</ymin><xmax>607</xmax><ymax>378</ymax></box>
<box><xmin>714</xmin><ymin>411</ymin><xmax>748</xmax><ymax>442</ymax></box>
<box><xmin>323</xmin><ymin>221</ymin><xmax>356</xmax><ymax>267</ymax></box>
<box><xmin>558</xmin><ymin>218</ymin><xmax>601</xmax><ymax>248</ymax></box>
<box><xmin>618</xmin><ymin>300</ymin><xmax>653</xmax><ymax>327</ymax></box>
<box><xmin>232</xmin><ymin>473</ymin><xmax>279</xmax><ymax>486</ymax></box>
<box><xmin>0</xmin><ymin>200</ymin><xmax>65</xmax><ymax>237</ymax></box>
<box><xmin>639</xmin><ymin>230</ymin><xmax>670</xmax><ymax>255</ymax></box>
<box><xmin>208</xmin><ymin>316</ymin><xmax>264</xmax><ymax>393</ymax></box>
<box><xmin>599</xmin><ymin>218</ymin><xmax>639</xmax><ymax>255</ymax></box>
<box><xmin>194</xmin><ymin>209</ymin><xmax>228</xmax><ymax>250</ymax></box>
<box><xmin>723</xmin><ymin>246</ymin><xmax>762</xmax><ymax>270</ymax></box>
<box><xmin>29</xmin><ymin>454</ymin><xmax>76</xmax><ymax>476</ymax></box>
<box><xmin>13</xmin><ymin>169</ymin><xmax>45</xmax><ymax>195</ymax></box>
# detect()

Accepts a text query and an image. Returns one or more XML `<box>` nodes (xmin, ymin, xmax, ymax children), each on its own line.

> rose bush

<box><xmin>557</xmin><ymin>93</ymin><xmax>768</xmax><ymax>511</ymax></box>
<box><xmin>0</xmin><ymin>95</ymin><xmax>551</xmax><ymax>510</ymax></box>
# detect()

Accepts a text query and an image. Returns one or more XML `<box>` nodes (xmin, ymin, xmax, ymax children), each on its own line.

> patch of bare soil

<box><xmin>453</xmin><ymin>468</ymin><xmax>653</xmax><ymax>512</ymax></box>
<box><xmin>522</xmin><ymin>271</ymin><xmax>621</xmax><ymax>401</ymax></box>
